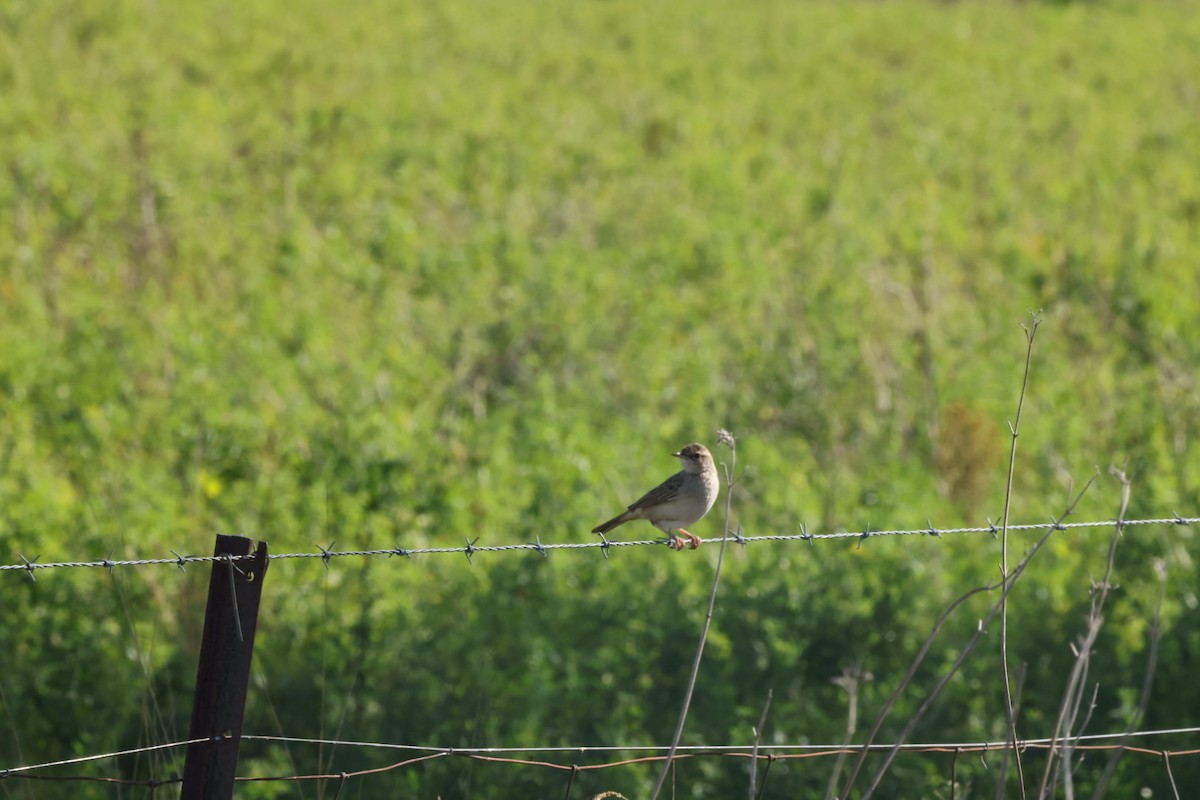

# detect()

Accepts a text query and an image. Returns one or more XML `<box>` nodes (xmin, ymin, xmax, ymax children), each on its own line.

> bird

<box><xmin>591</xmin><ymin>443</ymin><xmax>719</xmax><ymax>551</ymax></box>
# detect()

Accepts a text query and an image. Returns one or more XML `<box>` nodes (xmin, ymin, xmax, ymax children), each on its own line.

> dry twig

<box><xmin>999</xmin><ymin>311</ymin><xmax>1042</xmax><ymax>800</ymax></box>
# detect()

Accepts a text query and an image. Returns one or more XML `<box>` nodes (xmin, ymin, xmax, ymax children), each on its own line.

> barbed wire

<box><xmin>6</xmin><ymin>727</ymin><xmax>1199</xmax><ymax>785</ymax></box>
<box><xmin>2</xmin><ymin>515</ymin><xmax>1195</xmax><ymax>578</ymax></box>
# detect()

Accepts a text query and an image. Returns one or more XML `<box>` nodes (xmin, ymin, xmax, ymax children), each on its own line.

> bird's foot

<box><xmin>666</xmin><ymin>530</ymin><xmax>701</xmax><ymax>551</ymax></box>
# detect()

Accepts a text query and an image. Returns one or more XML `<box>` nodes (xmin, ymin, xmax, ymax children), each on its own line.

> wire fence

<box><xmin>4</xmin><ymin>513</ymin><xmax>1196</xmax><ymax>796</ymax></box>
<box><xmin>2</xmin><ymin>514</ymin><xmax>1195</xmax><ymax>578</ymax></box>
<box><xmin>6</xmin><ymin>727</ymin><xmax>1200</xmax><ymax>785</ymax></box>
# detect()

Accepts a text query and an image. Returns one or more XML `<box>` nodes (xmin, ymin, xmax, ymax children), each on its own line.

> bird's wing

<box><xmin>627</xmin><ymin>471</ymin><xmax>684</xmax><ymax>511</ymax></box>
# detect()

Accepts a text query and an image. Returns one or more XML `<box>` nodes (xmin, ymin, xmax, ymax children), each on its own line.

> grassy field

<box><xmin>3</xmin><ymin>1</ymin><xmax>1200</xmax><ymax>796</ymax></box>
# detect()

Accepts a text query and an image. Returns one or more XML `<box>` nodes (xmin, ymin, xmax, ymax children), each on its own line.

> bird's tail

<box><xmin>591</xmin><ymin>512</ymin><xmax>632</xmax><ymax>535</ymax></box>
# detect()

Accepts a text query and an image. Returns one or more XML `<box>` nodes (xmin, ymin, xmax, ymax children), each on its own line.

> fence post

<box><xmin>180</xmin><ymin>535</ymin><xmax>270</xmax><ymax>800</ymax></box>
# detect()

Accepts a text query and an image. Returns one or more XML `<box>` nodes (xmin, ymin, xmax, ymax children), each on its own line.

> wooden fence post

<box><xmin>180</xmin><ymin>535</ymin><xmax>270</xmax><ymax>800</ymax></box>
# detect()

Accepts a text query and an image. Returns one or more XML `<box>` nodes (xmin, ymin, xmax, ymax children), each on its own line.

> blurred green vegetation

<box><xmin>2</xmin><ymin>0</ymin><xmax>1199</xmax><ymax>796</ymax></box>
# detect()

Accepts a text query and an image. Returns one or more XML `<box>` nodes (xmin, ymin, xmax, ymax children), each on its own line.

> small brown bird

<box><xmin>592</xmin><ymin>443</ymin><xmax>719</xmax><ymax>551</ymax></box>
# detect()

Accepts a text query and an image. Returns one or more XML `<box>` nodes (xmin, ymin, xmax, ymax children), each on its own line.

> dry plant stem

<box><xmin>649</xmin><ymin>435</ymin><xmax>738</xmax><ymax>800</ymax></box>
<box><xmin>824</xmin><ymin>663</ymin><xmax>865</xmax><ymax>800</ymax></box>
<box><xmin>840</xmin><ymin>584</ymin><xmax>994</xmax><ymax>796</ymax></box>
<box><xmin>319</xmin><ymin>564</ymin><xmax>332</xmax><ymax>799</ymax></box>
<box><xmin>757</xmin><ymin>758</ymin><xmax>777</xmax><ymax>800</ymax></box>
<box><xmin>1161</xmin><ymin>752</ymin><xmax>1182</xmax><ymax>800</ymax></box>
<box><xmin>856</xmin><ymin>524</ymin><xmax>1053</xmax><ymax>800</ymax></box>
<box><xmin>999</xmin><ymin>312</ymin><xmax>1041</xmax><ymax>800</ymax></box>
<box><xmin>853</xmin><ymin>478</ymin><xmax>1092</xmax><ymax>800</ymax></box>
<box><xmin>1058</xmin><ymin>685</ymin><xmax>1100</xmax><ymax>800</ymax></box>
<box><xmin>1038</xmin><ymin>471</ymin><xmax>1125</xmax><ymax>800</ymax></box>
<box><xmin>994</xmin><ymin>663</ymin><xmax>1029</xmax><ymax>800</ymax></box>
<box><xmin>1090</xmin><ymin>556</ymin><xmax>1168</xmax><ymax>800</ymax></box>
<box><xmin>747</xmin><ymin>689</ymin><xmax>773</xmax><ymax>800</ymax></box>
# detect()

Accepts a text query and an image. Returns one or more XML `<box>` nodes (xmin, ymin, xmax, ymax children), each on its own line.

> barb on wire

<box><xmin>857</xmin><ymin>524</ymin><xmax>872</xmax><ymax>549</ymax></box>
<box><xmin>19</xmin><ymin>554</ymin><xmax>39</xmax><ymax>582</ymax></box>
<box><xmin>2</xmin><ymin>517</ymin><xmax>1196</xmax><ymax>576</ymax></box>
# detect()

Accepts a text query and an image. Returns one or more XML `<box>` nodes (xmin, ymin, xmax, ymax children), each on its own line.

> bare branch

<box><xmin>824</xmin><ymin>661</ymin><xmax>869</xmax><ymax>800</ymax></box>
<box><xmin>855</xmin><ymin>524</ymin><xmax>1054</xmax><ymax>800</ymax></box>
<box><xmin>748</xmin><ymin>689</ymin><xmax>773</xmax><ymax>800</ymax></box>
<box><xmin>1039</xmin><ymin>470</ymin><xmax>1126</xmax><ymax>798</ymax></box>
<box><xmin>853</xmin><ymin>476</ymin><xmax>1094</xmax><ymax>800</ymax></box>
<box><xmin>840</xmin><ymin>583</ymin><xmax>992</xmax><ymax>796</ymax></box>
<box><xmin>1162</xmin><ymin>751</ymin><xmax>1182</xmax><ymax>800</ymax></box>
<box><xmin>999</xmin><ymin>310</ymin><xmax>1043</xmax><ymax>799</ymax></box>
<box><xmin>994</xmin><ymin>662</ymin><xmax>1028</xmax><ymax>799</ymax></box>
<box><xmin>1089</xmin><ymin>556</ymin><xmax>1169</xmax><ymax>799</ymax></box>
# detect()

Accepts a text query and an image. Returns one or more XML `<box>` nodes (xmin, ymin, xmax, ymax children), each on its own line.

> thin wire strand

<box><xmin>2</xmin><ymin>736</ymin><xmax>220</xmax><ymax>776</ymax></box>
<box><xmin>8</xmin><ymin>731</ymin><xmax>1200</xmax><ymax>785</ymax></box>
<box><xmin>2</xmin><ymin>516</ymin><xmax>1195</xmax><ymax>574</ymax></box>
<box><xmin>236</xmin><ymin>726</ymin><xmax>1200</xmax><ymax>756</ymax></box>
<box><xmin>10</xmin><ymin>726</ymin><xmax>1199</xmax><ymax>778</ymax></box>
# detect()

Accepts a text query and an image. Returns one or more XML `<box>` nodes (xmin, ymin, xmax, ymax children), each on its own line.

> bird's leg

<box><xmin>677</xmin><ymin>529</ymin><xmax>702</xmax><ymax>550</ymax></box>
<box><xmin>667</xmin><ymin>532</ymin><xmax>686</xmax><ymax>551</ymax></box>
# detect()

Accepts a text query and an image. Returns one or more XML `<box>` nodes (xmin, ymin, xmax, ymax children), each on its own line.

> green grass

<box><xmin>2</xmin><ymin>1</ymin><xmax>1200</xmax><ymax>796</ymax></box>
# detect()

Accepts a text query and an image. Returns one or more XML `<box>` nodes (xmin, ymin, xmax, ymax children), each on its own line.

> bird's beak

<box><xmin>671</xmin><ymin>451</ymin><xmax>682</xmax><ymax>457</ymax></box>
